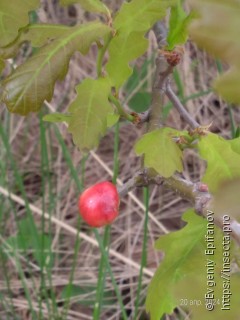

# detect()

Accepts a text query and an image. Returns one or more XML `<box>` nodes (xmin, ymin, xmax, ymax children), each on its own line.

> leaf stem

<box><xmin>96</xmin><ymin>33</ymin><xmax>112</xmax><ymax>78</ymax></box>
<box><xmin>165</xmin><ymin>80</ymin><xmax>199</xmax><ymax>129</ymax></box>
<box><xmin>109</xmin><ymin>94</ymin><xmax>134</xmax><ymax>122</ymax></box>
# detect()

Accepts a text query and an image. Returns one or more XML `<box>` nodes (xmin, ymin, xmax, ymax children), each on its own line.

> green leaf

<box><xmin>0</xmin><ymin>24</ymin><xmax>71</xmax><ymax>60</ymax></box>
<box><xmin>0</xmin><ymin>58</ymin><xmax>4</xmax><ymax>73</ymax></box>
<box><xmin>125</xmin><ymin>59</ymin><xmax>153</xmax><ymax>112</ymax></box>
<box><xmin>43</xmin><ymin>113</ymin><xmax>71</xmax><ymax>123</ymax></box>
<box><xmin>166</xmin><ymin>1</ymin><xmax>196</xmax><ymax>50</ymax></box>
<box><xmin>128</xmin><ymin>92</ymin><xmax>151</xmax><ymax>112</ymax></box>
<box><xmin>21</xmin><ymin>24</ymin><xmax>71</xmax><ymax>47</ymax></box>
<box><xmin>106</xmin><ymin>0</ymin><xmax>175</xmax><ymax>88</ymax></box>
<box><xmin>134</xmin><ymin>128</ymin><xmax>183</xmax><ymax>178</ymax></box>
<box><xmin>175</xmin><ymin>272</ymin><xmax>240</xmax><ymax>320</ymax></box>
<box><xmin>60</xmin><ymin>0</ymin><xmax>110</xmax><ymax>16</ymax></box>
<box><xmin>229</xmin><ymin>136</ymin><xmax>240</xmax><ymax>155</ymax></box>
<box><xmin>125</xmin><ymin>60</ymin><xmax>150</xmax><ymax>93</ymax></box>
<box><xmin>212</xmin><ymin>178</ymin><xmax>240</xmax><ymax>221</ymax></box>
<box><xmin>146</xmin><ymin>210</ymin><xmax>216</xmax><ymax>320</ymax></box>
<box><xmin>124</xmin><ymin>58</ymin><xmax>153</xmax><ymax>112</ymax></box>
<box><xmin>198</xmin><ymin>133</ymin><xmax>240</xmax><ymax>192</ymax></box>
<box><xmin>0</xmin><ymin>0</ymin><xmax>39</xmax><ymax>47</ymax></box>
<box><xmin>0</xmin><ymin>40</ymin><xmax>20</xmax><ymax>60</ymax></box>
<box><xmin>106</xmin><ymin>32</ymin><xmax>148</xmax><ymax>89</ymax></box>
<box><xmin>189</xmin><ymin>0</ymin><xmax>240</xmax><ymax>103</ymax></box>
<box><xmin>214</xmin><ymin>68</ymin><xmax>240</xmax><ymax>104</ymax></box>
<box><xmin>67</xmin><ymin>77</ymin><xmax>113</xmax><ymax>152</ymax></box>
<box><xmin>190</xmin><ymin>0</ymin><xmax>240</xmax><ymax>66</ymax></box>
<box><xmin>113</xmin><ymin>0</ymin><xmax>174</xmax><ymax>32</ymax></box>
<box><xmin>148</xmin><ymin>209</ymin><xmax>232</xmax><ymax>320</ymax></box>
<box><xmin>107</xmin><ymin>113</ymin><xmax>119</xmax><ymax>128</ymax></box>
<box><xmin>1</xmin><ymin>22</ymin><xmax>111</xmax><ymax>115</ymax></box>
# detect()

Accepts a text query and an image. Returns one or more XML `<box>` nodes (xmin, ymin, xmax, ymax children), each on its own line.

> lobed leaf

<box><xmin>125</xmin><ymin>60</ymin><xmax>152</xmax><ymax>112</ymax></box>
<box><xmin>146</xmin><ymin>210</ymin><xmax>222</xmax><ymax>320</ymax></box>
<box><xmin>0</xmin><ymin>59</ymin><xmax>4</xmax><ymax>73</ymax></box>
<box><xmin>134</xmin><ymin>128</ymin><xmax>183</xmax><ymax>178</ymax></box>
<box><xmin>113</xmin><ymin>0</ymin><xmax>174</xmax><ymax>32</ymax></box>
<box><xmin>174</xmin><ymin>267</ymin><xmax>240</xmax><ymax>319</ymax></box>
<box><xmin>59</xmin><ymin>0</ymin><xmax>110</xmax><ymax>16</ymax></box>
<box><xmin>214</xmin><ymin>68</ymin><xmax>240</xmax><ymax>104</ymax></box>
<box><xmin>67</xmin><ymin>77</ymin><xmax>113</xmax><ymax>152</ymax></box>
<box><xmin>1</xmin><ymin>22</ymin><xmax>111</xmax><ymax>115</ymax></box>
<box><xmin>229</xmin><ymin>136</ymin><xmax>240</xmax><ymax>154</ymax></box>
<box><xmin>189</xmin><ymin>0</ymin><xmax>240</xmax><ymax>103</ymax></box>
<box><xmin>198</xmin><ymin>133</ymin><xmax>240</xmax><ymax>192</ymax></box>
<box><xmin>21</xmin><ymin>24</ymin><xmax>71</xmax><ymax>48</ymax></box>
<box><xmin>107</xmin><ymin>113</ymin><xmax>120</xmax><ymax>128</ymax></box>
<box><xmin>148</xmin><ymin>210</ymin><xmax>235</xmax><ymax>320</ymax></box>
<box><xmin>167</xmin><ymin>1</ymin><xmax>196</xmax><ymax>50</ymax></box>
<box><xmin>106</xmin><ymin>0</ymin><xmax>175</xmax><ymax>88</ymax></box>
<box><xmin>0</xmin><ymin>24</ymin><xmax>71</xmax><ymax>60</ymax></box>
<box><xmin>0</xmin><ymin>0</ymin><xmax>39</xmax><ymax>47</ymax></box>
<box><xmin>106</xmin><ymin>32</ymin><xmax>148</xmax><ymax>89</ymax></box>
<box><xmin>128</xmin><ymin>92</ymin><xmax>151</xmax><ymax>112</ymax></box>
<box><xmin>211</xmin><ymin>178</ymin><xmax>240</xmax><ymax>221</ymax></box>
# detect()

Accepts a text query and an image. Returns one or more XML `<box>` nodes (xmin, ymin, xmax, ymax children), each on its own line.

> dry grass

<box><xmin>0</xmin><ymin>1</ymin><xmax>240</xmax><ymax>319</ymax></box>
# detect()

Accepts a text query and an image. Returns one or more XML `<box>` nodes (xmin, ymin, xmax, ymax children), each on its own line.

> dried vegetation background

<box><xmin>0</xmin><ymin>0</ymin><xmax>239</xmax><ymax>319</ymax></box>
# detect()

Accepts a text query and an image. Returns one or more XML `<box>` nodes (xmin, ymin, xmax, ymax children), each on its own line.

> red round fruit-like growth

<box><xmin>78</xmin><ymin>181</ymin><xmax>120</xmax><ymax>227</ymax></box>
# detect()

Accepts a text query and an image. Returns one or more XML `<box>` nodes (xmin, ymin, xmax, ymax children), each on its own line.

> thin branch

<box><xmin>164</xmin><ymin>175</ymin><xmax>240</xmax><ymax>245</ymax></box>
<box><xmin>148</xmin><ymin>56</ymin><xmax>174</xmax><ymax>132</ymax></box>
<box><xmin>118</xmin><ymin>171</ymin><xmax>240</xmax><ymax>246</ymax></box>
<box><xmin>137</xmin><ymin>110</ymin><xmax>150</xmax><ymax>124</ymax></box>
<box><xmin>118</xmin><ymin>172</ymin><xmax>141</xmax><ymax>197</ymax></box>
<box><xmin>153</xmin><ymin>21</ymin><xmax>167</xmax><ymax>48</ymax></box>
<box><xmin>166</xmin><ymin>80</ymin><xmax>200</xmax><ymax>129</ymax></box>
<box><xmin>118</xmin><ymin>170</ymin><xmax>163</xmax><ymax>198</ymax></box>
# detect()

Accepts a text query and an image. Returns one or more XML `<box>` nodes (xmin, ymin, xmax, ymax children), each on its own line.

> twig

<box><xmin>118</xmin><ymin>170</ymin><xmax>163</xmax><ymax>198</ymax></box>
<box><xmin>136</xmin><ymin>110</ymin><xmax>150</xmax><ymax>124</ymax></box>
<box><xmin>118</xmin><ymin>172</ymin><xmax>141</xmax><ymax>198</ymax></box>
<box><xmin>148</xmin><ymin>56</ymin><xmax>174</xmax><ymax>132</ymax></box>
<box><xmin>118</xmin><ymin>171</ymin><xmax>240</xmax><ymax>246</ymax></box>
<box><xmin>166</xmin><ymin>80</ymin><xmax>199</xmax><ymax>129</ymax></box>
<box><xmin>164</xmin><ymin>175</ymin><xmax>240</xmax><ymax>245</ymax></box>
<box><xmin>153</xmin><ymin>21</ymin><xmax>167</xmax><ymax>48</ymax></box>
